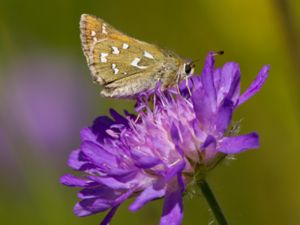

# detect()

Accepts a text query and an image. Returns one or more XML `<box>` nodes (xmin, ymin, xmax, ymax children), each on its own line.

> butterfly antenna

<box><xmin>191</xmin><ymin>50</ymin><xmax>224</xmax><ymax>64</ymax></box>
<box><xmin>190</xmin><ymin>58</ymin><xmax>200</xmax><ymax>65</ymax></box>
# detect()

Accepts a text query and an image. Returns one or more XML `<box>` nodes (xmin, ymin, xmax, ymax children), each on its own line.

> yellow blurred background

<box><xmin>0</xmin><ymin>0</ymin><xmax>300</xmax><ymax>224</ymax></box>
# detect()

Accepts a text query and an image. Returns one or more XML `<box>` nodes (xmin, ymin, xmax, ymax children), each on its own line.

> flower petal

<box><xmin>90</xmin><ymin>116</ymin><xmax>115</xmax><ymax>142</ymax></box>
<box><xmin>238</xmin><ymin>65</ymin><xmax>269</xmax><ymax>106</ymax></box>
<box><xmin>81</xmin><ymin>141</ymin><xmax>117</xmax><ymax>168</ymax></box>
<box><xmin>159</xmin><ymin>186</ymin><xmax>183</xmax><ymax>225</ymax></box>
<box><xmin>67</xmin><ymin>149</ymin><xmax>85</xmax><ymax>170</ymax></box>
<box><xmin>201</xmin><ymin>135</ymin><xmax>216</xmax><ymax>149</ymax></box>
<box><xmin>170</xmin><ymin>123</ymin><xmax>182</xmax><ymax>145</ymax></box>
<box><xmin>129</xmin><ymin>180</ymin><xmax>166</xmax><ymax>211</ymax></box>
<box><xmin>217</xmin><ymin>62</ymin><xmax>241</xmax><ymax>104</ymax></box>
<box><xmin>110</xmin><ymin>108</ymin><xmax>128</xmax><ymax>125</ymax></box>
<box><xmin>75</xmin><ymin>188</ymin><xmax>134</xmax><ymax>217</ymax></box>
<box><xmin>201</xmin><ymin>52</ymin><xmax>217</xmax><ymax>111</ymax></box>
<box><xmin>100</xmin><ymin>206</ymin><xmax>119</xmax><ymax>225</ymax></box>
<box><xmin>60</xmin><ymin>174</ymin><xmax>91</xmax><ymax>187</ymax></box>
<box><xmin>213</xmin><ymin>67</ymin><xmax>222</xmax><ymax>92</ymax></box>
<box><xmin>201</xmin><ymin>135</ymin><xmax>218</xmax><ymax>160</ymax></box>
<box><xmin>192</xmin><ymin>53</ymin><xmax>218</xmax><ymax>128</ymax></box>
<box><xmin>133</xmin><ymin>154</ymin><xmax>162</xmax><ymax>169</ymax></box>
<box><xmin>87</xmin><ymin>176</ymin><xmax>131</xmax><ymax>189</ymax></box>
<box><xmin>74</xmin><ymin>199</ymin><xmax>111</xmax><ymax>216</ymax></box>
<box><xmin>215</xmin><ymin>98</ymin><xmax>234</xmax><ymax>133</ymax></box>
<box><xmin>108</xmin><ymin>169</ymin><xmax>139</xmax><ymax>182</ymax></box>
<box><xmin>218</xmin><ymin>132</ymin><xmax>260</xmax><ymax>154</ymax></box>
<box><xmin>165</xmin><ymin>161</ymin><xmax>186</xmax><ymax>182</ymax></box>
<box><xmin>80</xmin><ymin>127</ymin><xmax>97</xmax><ymax>142</ymax></box>
<box><xmin>78</xmin><ymin>187</ymin><xmax>118</xmax><ymax>200</ymax></box>
<box><xmin>192</xmin><ymin>87</ymin><xmax>213</xmax><ymax>128</ymax></box>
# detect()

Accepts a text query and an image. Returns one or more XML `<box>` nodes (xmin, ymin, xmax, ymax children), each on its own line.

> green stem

<box><xmin>198</xmin><ymin>179</ymin><xmax>228</xmax><ymax>225</ymax></box>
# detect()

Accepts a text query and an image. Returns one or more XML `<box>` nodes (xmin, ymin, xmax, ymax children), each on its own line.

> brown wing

<box><xmin>80</xmin><ymin>14</ymin><xmax>167</xmax><ymax>85</ymax></box>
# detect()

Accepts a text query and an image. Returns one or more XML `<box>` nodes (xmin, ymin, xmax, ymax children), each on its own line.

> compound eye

<box><xmin>185</xmin><ymin>63</ymin><xmax>192</xmax><ymax>74</ymax></box>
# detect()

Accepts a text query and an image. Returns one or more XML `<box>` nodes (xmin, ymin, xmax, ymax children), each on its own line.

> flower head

<box><xmin>61</xmin><ymin>53</ymin><xmax>269</xmax><ymax>225</ymax></box>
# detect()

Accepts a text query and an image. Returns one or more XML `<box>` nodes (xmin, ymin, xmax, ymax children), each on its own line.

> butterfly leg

<box><xmin>175</xmin><ymin>77</ymin><xmax>192</xmax><ymax>97</ymax></box>
<box><xmin>185</xmin><ymin>77</ymin><xmax>192</xmax><ymax>96</ymax></box>
<box><xmin>152</xmin><ymin>93</ymin><xmax>157</xmax><ymax>111</ymax></box>
<box><xmin>174</xmin><ymin>72</ymin><xmax>182</xmax><ymax>95</ymax></box>
<box><xmin>176</xmin><ymin>83</ymin><xmax>181</xmax><ymax>95</ymax></box>
<box><xmin>134</xmin><ymin>113</ymin><xmax>141</xmax><ymax>123</ymax></box>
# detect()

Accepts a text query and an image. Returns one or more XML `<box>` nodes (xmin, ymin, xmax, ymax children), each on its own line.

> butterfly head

<box><xmin>184</xmin><ymin>60</ymin><xmax>196</xmax><ymax>76</ymax></box>
<box><xmin>177</xmin><ymin>60</ymin><xmax>195</xmax><ymax>82</ymax></box>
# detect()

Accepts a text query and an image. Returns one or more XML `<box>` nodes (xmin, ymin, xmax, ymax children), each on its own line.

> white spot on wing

<box><xmin>114</xmin><ymin>68</ymin><xmax>119</xmax><ymax>74</ymax></box>
<box><xmin>144</xmin><ymin>51</ymin><xmax>154</xmax><ymax>59</ymax></box>
<box><xmin>102</xmin><ymin>24</ymin><xmax>108</xmax><ymax>34</ymax></box>
<box><xmin>111</xmin><ymin>46</ymin><xmax>120</xmax><ymax>54</ymax></box>
<box><xmin>122</xmin><ymin>43</ymin><xmax>129</xmax><ymax>49</ymax></box>
<box><xmin>100</xmin><ymin>53</ymin><xmax>108</xmax><ymax>63</ymax></box>
<box><xmin>93</xmin><ymin>37</ymin><xmax>98</xmax><ymax>42</ymax></box>
<box><xmin>91</xmin><ymin>31</ymin><xmax>96</xmax><ymax>36</ymax></box>
<box><xmin>131</xmin><ymin>57</ymin><xmax>147</xmax><ymax>69</ymax></box>
<box><xmin>111</xmin><ymin>63</ymin><xmax>119</xmax><ymax>74</ymax></box>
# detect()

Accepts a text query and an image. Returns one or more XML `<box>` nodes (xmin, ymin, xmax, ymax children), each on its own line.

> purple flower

<box><xmin>61</xmin><ymin>53</ymin><xmax>269</xmax><ymax>225</ymax></box>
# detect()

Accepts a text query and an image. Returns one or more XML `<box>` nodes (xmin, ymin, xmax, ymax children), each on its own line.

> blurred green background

<box><xmin>1</xmin><ymin>0</ymin><xmax>300</xmax><ymax>224</ymax></box>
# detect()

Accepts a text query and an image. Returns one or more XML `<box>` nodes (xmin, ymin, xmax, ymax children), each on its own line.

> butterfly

<box><xmin>80</xmin><ymin>14</ymin><xmax>195</xmax><ymax>98</ymax></box>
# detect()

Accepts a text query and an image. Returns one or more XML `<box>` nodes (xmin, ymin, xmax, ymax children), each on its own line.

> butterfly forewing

<box><xmin>97</xmin><ymin>40</ymin><xmax>169</xmax><ymax>81</ymax></box>
<box><xmin>81</xmin><ymin>14</ymin><xmax>164</xmax><ymax>84</ymax></box>
<box><xmin>80</xmin><ymin>14</ymin><xmax>123</xmax><ymax>63</ymax></box>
